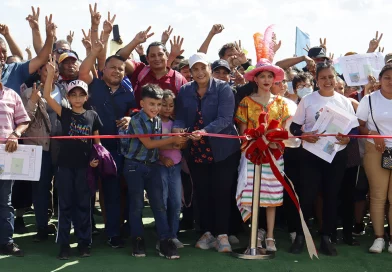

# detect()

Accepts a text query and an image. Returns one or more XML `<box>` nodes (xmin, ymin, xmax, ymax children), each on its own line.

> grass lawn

<box><xmin>0</xmin><ymin>208</ymin><xmax>390</xmax><ymax>272</ymax></box>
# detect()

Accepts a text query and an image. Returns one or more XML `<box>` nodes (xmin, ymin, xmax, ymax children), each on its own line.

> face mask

<box><xmin>297</xmin><ymin>87</ymin><xmax>313</xmax><ymax>98</ymax></box>
<box><xmin>287</xmin><ymin>81</ymin><xmax>294</xmax><ymax>94</ymax></box>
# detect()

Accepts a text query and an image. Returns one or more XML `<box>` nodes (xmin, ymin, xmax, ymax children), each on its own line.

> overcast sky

<box><xmin>1</xmin><ymin>0</ymin><xmax>390</xmax><ymax>63</ymax></box>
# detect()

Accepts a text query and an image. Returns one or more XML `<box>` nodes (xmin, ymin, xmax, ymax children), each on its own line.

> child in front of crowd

<box><xmin>119</xmin><ymin>84</ymin><xmax>187</xmax><ymax>260</ymax></box>
<box><xmin>158</xmin><ymin>90</ymin><xmax>184</xmax><ymax>249</ymax></box>
<box><xmin>43</xmin><ymin>55</ymin><xmax>103</xmax><ymax>260</ymax></box>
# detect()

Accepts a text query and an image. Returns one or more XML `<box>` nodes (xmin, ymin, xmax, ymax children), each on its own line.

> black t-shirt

<box><xmin>57</xmin><ymin>107</ymin><xmax>103</xmax><ymax>168</ymax></box>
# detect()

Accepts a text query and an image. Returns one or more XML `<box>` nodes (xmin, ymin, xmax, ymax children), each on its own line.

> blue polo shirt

<box><xmin>88</xmin><ymin>77</ymin><xmax>136</xmax><ymax>151</ymax></box>
<box><xmin>1</xmin><ymin>62</ymin><xmax>31</xmax><ymax>95</ymax></box>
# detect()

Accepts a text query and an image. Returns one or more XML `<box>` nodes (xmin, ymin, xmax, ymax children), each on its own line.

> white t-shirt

<box><xmin>292</xmin><ymin>91</ymin><xmax>356</xmax><ymax>151</ymax></box>
<box><xmin>50</xmin><ymin>85</ymin><xmax>61</xmax><ymax>104</ymax></box>
<box><xmin>283</xmin><ymin>97</ymin><xmax>301</xmax><ymax>148</ymax></box>
<box><xmin>356</xmin><ymin>90</ymin><xmax>392</xmax><ymax>147</ymax></box>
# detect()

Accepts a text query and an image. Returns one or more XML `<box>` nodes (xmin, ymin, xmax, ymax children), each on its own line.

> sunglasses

<box><xmin>52</xmin><ymin>48</ymin><xmax>79</xmax><ymax>60</ymax></box>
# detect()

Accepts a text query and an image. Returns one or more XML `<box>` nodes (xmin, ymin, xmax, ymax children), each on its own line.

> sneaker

<box><xmin>33</xmin><ymin>229</ymin><xmax>49</xmax><ymax>243</ymax></box>
<box><xmin>352</xmin><ymin>222</ymin><xmax>366</xmax><ymax>236</ymax></box>
<box><xmin>14</xmin><ymin>217</ymin><xmax>28</xmax><ymax>234</ymax></box>
<box><xmin>57</xmin><ymin>244</ymin><xmax>71</xmax><ymax>260</ymax></box>
<box><xmin>388</xmin><ymin>242</ymin><xmax>392</xmax><ymax>254</ymax></box>
<box><xmin>369</xmin><ymin>238</ymin><xmax>385</xmax><ymax>253</ymax></box>
<box><xmin>0</xmin><ymin>242</ymin><xmax>24</xmax><ymax>257</ymax></box>
<box><xmin>265</xmin><ymin>238</ymin><xmax>277</xmax><ymax>252</ymax></box>
<box><xmin>159</xmin><ymin>239</ymin><xmax>180</xmax><ymax>259</ymax></box>
<box><xmin>257</xmin><ymin>228</ymin><xmax>266</xmax><ymax>248</ymax></box>
<box><xmin>78</xmin><ymin>243</ymin><xmax>91</xmax><ymax>257</ymax></box>
<box><xmin>195</xmin><ymin>232</ymin><xmax>217</xmax><ymax>249</ymax></box>
<box><xmin>172</xmin><ymin>238</ymin><xmax>184</xmax><ymax>248</ymax></box>
<box><xmin>215</xmin><ymin>235</ymin><xmax>232</xmax><ymax>253</ymax></box>
<box><xmin>228</xmin><ymin>235</ymin><xmax>240</xmax><ymax>244</ymax></box>
<box><xmin>131</xmin><ymin>237</ymin><xmax>146</xmax><ymax>257</ymax></box>
<box><xmin>289</xmin><ymin>232</ymin><xmax>296</xmax><ymax>244</ymax></box>
<box><xmin>107</xmin><ymin>236</ymin><xmax>125</xmax><ymax>248</ymax></box>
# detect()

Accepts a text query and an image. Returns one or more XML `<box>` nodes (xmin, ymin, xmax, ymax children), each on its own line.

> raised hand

<box><xmin>25</xmin><ymin>45</ymin><xmax>32</xmax><ymax>54</ymax></box>
<box><xmin>67</xmin><ymin>31</ymin><xmax>74</xmax><ymax>45</ymax></box>
<box><xmin>161</xmin><ymin>25</ymin><xmax>173</xmax><ymax>45</ymax></box>
<box><xmin>303</xmin><ymin>44</ymin><xmax>310</xmax><ymax>52</ymax></box>
<box><xmin>26</xmin><ymin>6</ymin><xmax>40</xmax><ymax>30</ymax></box>
<box><xmin>169</xmin><ymin>35</ymin><xmax>184</xmax><ymax>57</ymax></box>
<box><xmin>272</xmin><ymin>33</ymin><xmax>282</xmax><ymax>53</ymax></box>
<box><xmin>378</xmin><ymin>46</ymin><xmax>384</xmax><ymax>53</ymax></box>
<box><xmin>210</xmin><ymin>24</ymin><xmax>224</xmax><ymax>35</ymax></box>
<box><xmin>135</xmin><ymin>44</ymin><xmax>145</xmax><ymax>56</ymax></box>
<box><xmin>103</xmin><ymin>12</ymin><xmax>116</xmax><ymax>34</ymax></box>
<box><xmin>319</xmin><ymin>38</ymin><xmax>327</xmax><ymax>52</ymax></box>
<box><xmin>82</xmin><ymin>29</ymin><xmax>92</xmax><ymax>49</ymax></box>
<box><xmin>328</xmin><ymin>52</ymin><xmax>334</xmax><ymax>60</ymax></box>
<box><xmin>91</xmin><ymin>32</ymin><xmax>105</xmax><ymax>54</ymax></box>
<box><xmin>46</xmin><ymin>54</ymin><xmax>56</xmax><ymax>76</ymax></box>
<box><xmin>30</xmin><ymin>82</ymin><xmax>42</xmax><ymax>104</ymax></box>
<box><xmin>233</xmin><ymin>40</ymin><xmax>247</xmax><ymax>64</ymax></box>
<box><xmin>89</xmin><ymin>3</ymin><xmax>101</xmax><ymax>26</ymax></box>
<box><xmin>0</xmin><ymin>24</ymin><xmax>10</xmax><ymax>36</ymax></box>
<box><xmin>134</xmin><ymin>26</ymin><xmax>154</xmax><ymax>44</ymax></box>
<box><xmin>45</xmin><ymin>14</ymin><xmax>56</xmax><ymax>38</ymax></box>
<box><xmin>368</xmin><ymin>31</ymin><xmax>383</xmax><ymax>53</ymax></box>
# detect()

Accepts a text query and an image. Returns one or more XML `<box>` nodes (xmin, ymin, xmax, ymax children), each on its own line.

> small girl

<box><xmin>43</xmin><ymin>55</ymin><xmax>103</xmax><ymax>260</ymax></box>
<box><xmin>158</xmin><ymin>90</ymin><xmax>183</xmax><ymax>248</ymax></box>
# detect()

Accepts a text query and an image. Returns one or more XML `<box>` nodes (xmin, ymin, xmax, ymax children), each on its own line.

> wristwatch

<box><xmin>12</xmin><ymin>131</ymin><xmax>21</xmax><ymax>138</ymax></box>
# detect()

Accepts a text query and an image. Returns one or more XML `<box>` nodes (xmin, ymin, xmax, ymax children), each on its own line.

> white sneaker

<box><xmin>195</xmin><ymin>232</ymin><xmax>217</xmax><ymax>249</ymax></box>
<box><xmin>228</xmin><ymin>235</ymin><xmax>240</xmax><ymax>244</ymax></box>
<box><xmin>257</xmin><ymin>228</ymin><xmax>266</xmax><ymax>248</ymax></box>
<box><xmin>172</xmin><ymin>238</ymin><xmax>184</xmax><ymax>248</ymax></box>
<box><xmin>369</xmin><ymin>238</ymin><xmax>385</xmax><ymax>253</ymax></box>
<box><xmin>289</xmin><ymin>232</ymin><xmax>296</xmax><ymax>244</ymax></box>
<box><xmin>216</xmin><ymin>234</ymin><xmax>232</xmax><ymax>253</ymax></box>
<box><xmin>388</xmin><ymin>242</ymin><xmax>392</xmax><ymax>254</ymax></box>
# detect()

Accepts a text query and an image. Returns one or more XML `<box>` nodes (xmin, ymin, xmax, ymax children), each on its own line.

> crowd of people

<box><xmin>1</xmin><ymin>3</ymin><xmax>392</xmax><ymax>261</ymax></box>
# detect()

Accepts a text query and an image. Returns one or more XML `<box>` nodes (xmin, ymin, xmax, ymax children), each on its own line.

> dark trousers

<box><xmin>101</xmin><ymin>150</ymin><xmax>123</xmax><ymax>238</ymax></box>
<box><xmin>339</xmin><ymin>166</ymin><xmax>358</xmax><ymax>236</ymax></box>
<box><xmin>0</xmin><ymin>180</ymin><xmax>14</xmax><ymax>245</ymax></box>
<box><xmin>32</xmin><ymin>151</ymin><xmax>53</xmax><ymax>230</ymax></box>
<box><xmin>283</xmin><ymin>147</ymin><xmax>301</xmax><ymax>233</ymax></box>
<box><xmin>11</xmin><ymin>180</ymin><xmax>32</xmax><ymax>210</ymax></box>
<box><xmin>188</xmin><ymin>151</ymin><xmax>240</xmax><ymax>236</ymax></box>
<box><xmin>296</xmin><ymin>147</ymin><xmax>347</xmax><ymax>236</ymax></box>
<box><xmin>56</xmin><ymin>167</ymin><xmax>92</xmax><ymax>245</ymax></box>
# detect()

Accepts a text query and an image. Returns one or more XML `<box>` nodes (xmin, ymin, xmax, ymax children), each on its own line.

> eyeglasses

<box><xmin>296</xmin><ymin>84</ymin><xmax>312</xmax><ymax>89</ymax></box>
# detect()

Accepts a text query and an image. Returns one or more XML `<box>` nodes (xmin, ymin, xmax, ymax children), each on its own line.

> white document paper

<box><xmin>0</xmin><ymin>144</ymin><xmax>42</xmax><ymax>181</ymax></box>
<box><xmin>303</xmin><ymin>102</ymin><xmax>359</xmax><ymax>163</ymax></box>
<box><xmin>339</xmin><ymin>52</ymin><xmax>385</xmax><ymax>86</ymax></box>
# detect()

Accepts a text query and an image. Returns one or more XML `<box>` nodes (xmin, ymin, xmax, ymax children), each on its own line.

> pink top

<box><xmin>0</xmin><ymin>86</ymin><xmax>30</xmax><ymax>143</ymax></box>
<box><xmin>159</xmin><ymin>120</ymin><xmax>182</xmax><ymax>165</ymax></box>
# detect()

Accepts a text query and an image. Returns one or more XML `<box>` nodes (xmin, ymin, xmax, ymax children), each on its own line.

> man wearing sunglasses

<box><xmin>52</xmin><ymin>40</ymin><xmax>72</xmax><ymax>60</ymax></box>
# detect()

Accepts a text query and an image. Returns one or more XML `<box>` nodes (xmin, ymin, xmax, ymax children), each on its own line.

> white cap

<box><xmin>189</xmin><ymin>53</ymin><xmax>209</xmax><ymax>69</ymax></box>
<box><xmin>67</xmin><ymin>80</ymin><xmax>88</xmax><ymax>95</ymax></box>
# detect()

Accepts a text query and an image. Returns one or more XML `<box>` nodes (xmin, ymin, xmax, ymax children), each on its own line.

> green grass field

<box><xmin>1</xmin><ymin>209</ymin><xmax>390</xmax><ymax>272</ymax></box>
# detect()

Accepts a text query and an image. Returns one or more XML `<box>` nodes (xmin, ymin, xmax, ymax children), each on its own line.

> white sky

<box><xmin>1</xmin><ymin>0</ymin><xmax>391</xmax><ymax>63</ymax></box>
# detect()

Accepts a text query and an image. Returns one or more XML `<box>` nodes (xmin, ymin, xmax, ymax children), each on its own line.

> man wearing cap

<box><xmin>79</xmin><ymin>41</ymin><xmax>136</xmax><ymax>249</ymax></box>
<box><xmin>117</xmin><ymin>27</ymin><xmax>187</xmax><ymax>107</ymax></box>
<box><xmin>177</xmin><ymin>59</ymin><xmax>191</xmax><ymax>82</ymax></box>
<box><xmin>58</xmin><ymin>52</ymin><xmax>80</xmax><ymax>89</ymax></box>
<box><xmin>211</xmin><ymin>59</ymin><xmax>231</xmax><ymax>82</ymax></box>
<box><xmin>0</xmin><ymin>19</ymin><xmax>56</xmax><ymax>95</ymax></box>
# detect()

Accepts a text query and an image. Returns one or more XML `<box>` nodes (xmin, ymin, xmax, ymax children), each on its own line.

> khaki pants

<box><xmin>364</xmin><ymin>141</ymin><xmax>392</xmax><ymax>236</ymax></box>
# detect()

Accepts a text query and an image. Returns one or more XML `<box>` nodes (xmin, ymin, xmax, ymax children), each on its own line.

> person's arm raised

<box><xmin>167</xmin><ymin>36</ymin><xmax>184</xmax><ymax>68</ymax></box>
<box><xmin>275</xmin><ymin>55</ymin><xmax>314</xmax><ymax>70</ymax></box>
<box><xmin>79</xmin><ymin>35</ymin><xmax>105</xmax><ymax>85</ymax></box>
<box><xmin>26</xmin><ymin>6</ymin><xmax>44</xmax><ymax>54</ymax></box>
<box><xmin>367</xmin><ymin>31</ymin><xmax>383</xmax><ymax>53</ymax></box>
<box><xmin>43</xmin><ymin>54</ymin><xmax>62</xmax><ymax>117</ymax></box>
<box><xmin>0</xmin><ymin>24</ymin><xmax>23</xmax><ymax>59</ymax></box>
<box><xmin>99</xmin><ymin>11</ymin><xmax>116</xmax><ymax>71</ymax></box>
<box><xmin>198</xmin><ymin>24</ymin><xmax>224</xmax><ymax>54</ymax></box>
<box><xmin>28</xmin><ymin>15</ymin><xmax>56</xmax><ymax>74</ymax></box>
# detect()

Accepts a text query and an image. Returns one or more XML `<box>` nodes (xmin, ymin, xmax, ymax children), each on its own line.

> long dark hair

<box><xmin>315</xmin><ymin>60</ymin><xmax>336</xmax><ymax>80</ymax></box>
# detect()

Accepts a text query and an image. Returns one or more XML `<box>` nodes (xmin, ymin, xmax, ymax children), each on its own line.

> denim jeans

<box><xmin>0</xmin><ymin>180</ymin><xmax>14</xmax><ymax>245</ymax></box>
<box><xmin>123</xmin><ymin>159</ymin><xmax>171</xmax><ymax>240</ymax></box>
<box><xmin>160</xmin><ymin>163</ymin><xmax>182</xmax><ymax>238</ymax></box>
<box><xmin>32</xmin><ymin>151</ymin><xmax>53</xmax><ymax>230</ymax></box>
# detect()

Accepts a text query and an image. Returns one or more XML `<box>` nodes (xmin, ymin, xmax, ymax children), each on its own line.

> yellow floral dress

<box><xmin>235</xmin><ymin>95</ymin><xmax>290</xmax><ymax>222</ymax></box>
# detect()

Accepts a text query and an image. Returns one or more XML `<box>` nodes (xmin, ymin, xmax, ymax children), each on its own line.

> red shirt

<box><xmin>130</xmin><ymin>61</ymin><xmax>187</xmax><ymax>108</ymax></box>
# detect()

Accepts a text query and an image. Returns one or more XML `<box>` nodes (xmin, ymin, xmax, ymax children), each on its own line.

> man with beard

<box><xmin>57</xmin><ymin>52</ymin><xmax>80</xmax><ymax>89</ymax></box>
<box><xmin>79</xmin><ymin>39</ymin><xmax>136</xmax><ymax>249</ymax></box>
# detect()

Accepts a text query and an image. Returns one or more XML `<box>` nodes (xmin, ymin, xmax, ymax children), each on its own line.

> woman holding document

<box><xmin>357</xmin><ymin>63</ymin><xmax>392</xmax><ymax>254</ymax></box>
<box><xmin>288</xmin><ymin>61</ymin><xmax>357</xmax><ymax>256</ymax></box>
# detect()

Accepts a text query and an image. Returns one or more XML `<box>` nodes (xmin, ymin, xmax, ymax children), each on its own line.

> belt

<box><xmin>128</xmin><ymin>158</ymin><xmax>156</xmax><ymax>165</ymax></box>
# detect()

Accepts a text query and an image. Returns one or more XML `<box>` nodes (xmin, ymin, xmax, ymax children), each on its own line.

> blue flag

<box><xmin>295</xmin><ymin>27</ymin><xmax>310</xmax><ymax>69</ymax></box>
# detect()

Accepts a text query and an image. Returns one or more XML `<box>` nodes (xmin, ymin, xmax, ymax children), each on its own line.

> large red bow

<box><xmin>243</xmin><ymin>112</ymin><xmax>288</xmax><ymax>165</ymax></box>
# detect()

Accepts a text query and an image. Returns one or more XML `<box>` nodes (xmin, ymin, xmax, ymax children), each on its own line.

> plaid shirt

<box><xmin>119</xmin><ymin>109</ymin><xmax>161</xmax><ymax>162</ymax></box>
<box><xmin>0</xmin><ymin>86</ymin><xmax>31</xmax><ymax>143</ymax></box>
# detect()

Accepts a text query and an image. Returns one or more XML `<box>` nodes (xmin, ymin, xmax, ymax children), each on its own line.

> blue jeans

<box><xmin>101</xmin><ymin>150</ymin><xmax>123</xmax><ymax>238</ymax></box>
<box><xmin>32</xmin><ymin>151</ymin><xmax>53</xmax><ymax>230</ymax></box>
<box><xmin>123</xmin><ymin>159</ymin><xmax>171</xmax><ymax>240</ymax></box>
<box><xmin>0</xmin><ymin>180</ymin><xmax>14</xmax><ymax>245</ymax></box>
<box><xmin>160</xmin><ymin>163</ymin><xmax>182</xmax><ymax>238</ymax></box>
